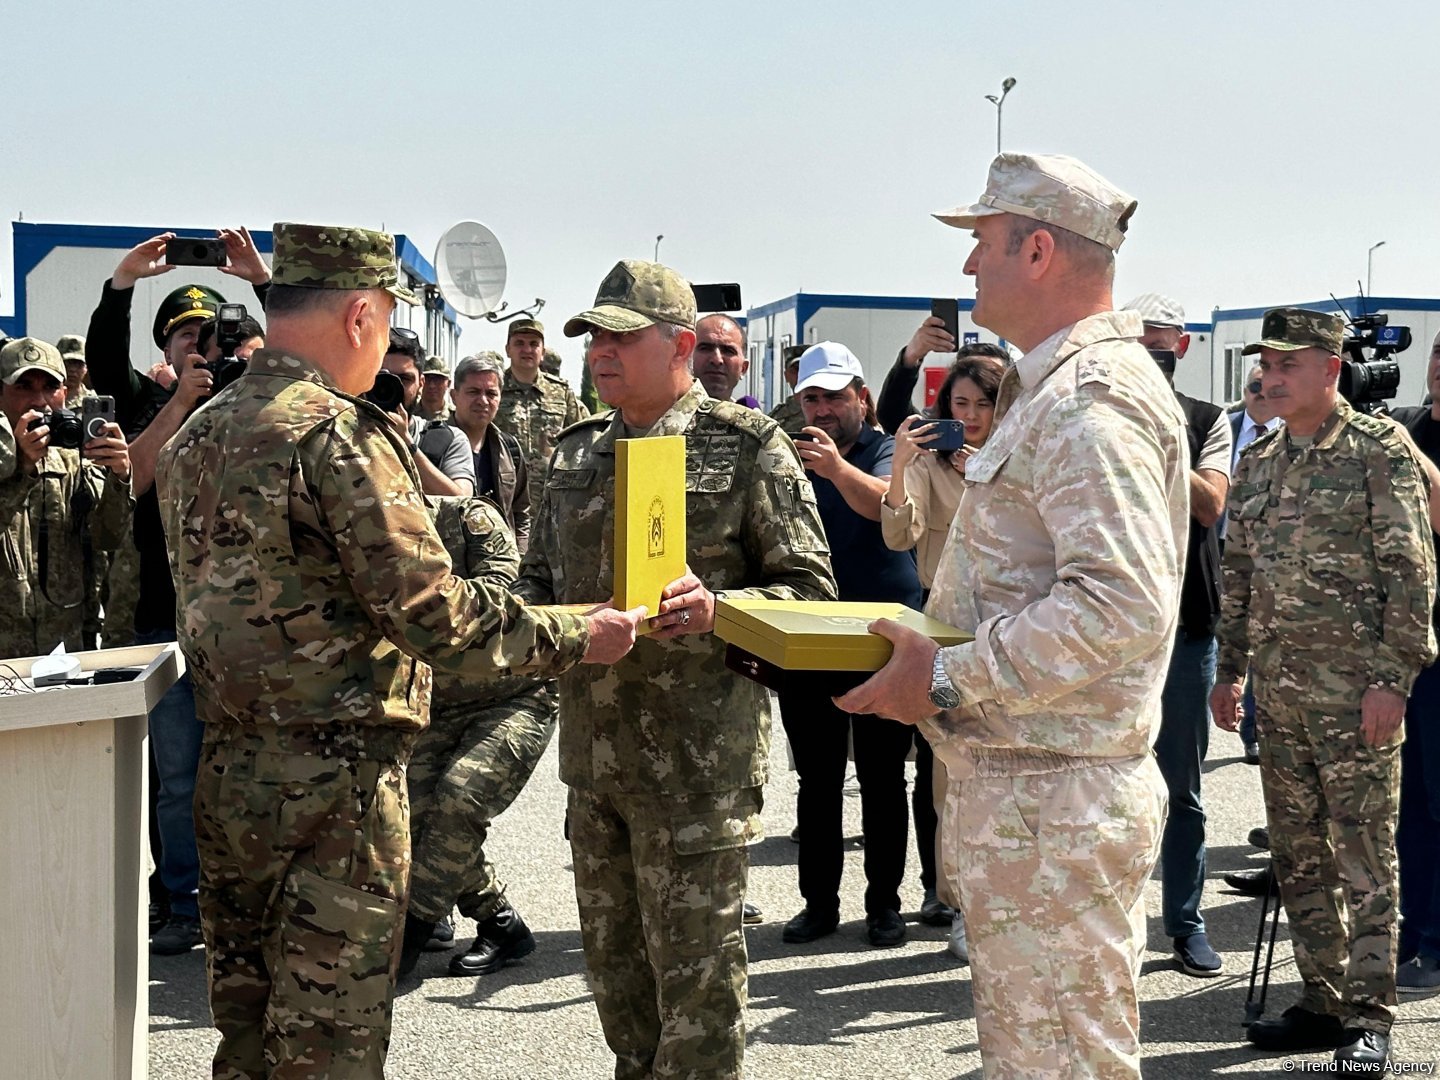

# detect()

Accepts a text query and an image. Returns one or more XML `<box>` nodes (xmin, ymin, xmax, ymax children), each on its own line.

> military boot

<box><xmin>448</xmin><ymin>902</ymin><xmax>536</xmax><ymax>977</ymax></box>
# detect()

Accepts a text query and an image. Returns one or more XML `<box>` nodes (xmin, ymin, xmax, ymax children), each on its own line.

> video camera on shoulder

<box><xmin>27</xmin><ymin>396</ymin><xmax>116</xmax><ymax>450</ymax></box>
<box><xmin>202</xmin><ymin>303</ymin><xmax>252</xmax><ymax>393</ymax></box>
<box><xmin>1340</xmin><ymin>311</ymin><xmax>1409</xmax><ymax>414</ymax></box>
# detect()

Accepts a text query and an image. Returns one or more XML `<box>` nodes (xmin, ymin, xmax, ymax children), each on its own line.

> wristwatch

<box><xmin>928</xmin><ymin>649</ymin><xmax>960</xmax><ymax>710</ymax></box>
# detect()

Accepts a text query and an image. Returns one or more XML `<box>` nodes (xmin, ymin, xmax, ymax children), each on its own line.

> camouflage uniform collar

<box><xmin>502</xmin><ymin>367</ymin><xmax>552</xmax><ymax>394</ymax></box>
<box><xmin>247</xmin><ymin>347</ymin><xmax>345</xmax><ymax>393</ymax></box>
<box><xmin>591</xmin><ymin>380</ymin><xmax>708</xmax><ymax>454</ymax></box>
<box><xmin>1014</xmin><ymin>309</ymin><xmax>1144</xmax><ymax>391</ymax></box>
<box><xmin>1286</xmin><ymin>398</ymin><xmax>1352</xmax><ymax>452</ymax></box>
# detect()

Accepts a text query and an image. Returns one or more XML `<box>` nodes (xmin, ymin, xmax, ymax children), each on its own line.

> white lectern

<box><xmin>0</xmin><ymin>643</ymin><xmax>183</xmax><ymax>1080</ymax></box>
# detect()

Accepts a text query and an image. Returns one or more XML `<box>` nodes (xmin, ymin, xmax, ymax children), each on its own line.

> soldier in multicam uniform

<box><xmin>838</xmin><ymin>153</ymin><xmax>1186</xmax><ymax>1080</ymax></box>
<box><xmin>1211</xmin><ymin>307</ymin><xmax>1438</xmax><ymax>1068</ymax></box>
<box><xmin>0</xmin><ymin>337</ymin><xmax>133</xmax><ymax>658</ymax></box>
<box><xmin>398</xmin><ymin>495</ymin><xmax>558</xmax><ymax>979</ymax></box>
<box><xmin>154</xmin><ymin>221</ymin><xmax>643</xmax><ymax>1080</ymax></box>
<box><xmin>416</xmin><ymin>353</ymin><xmax>454</xmax><ymax>422</ymax></box>
<box><xmin>56</xmin><ymin>334</ymin><xmax>95</xmax><ymax>407</ymax></box>
<box><xmin>495</xmin><ymin>317</ymin><xmax>589</xmax><ymax>511</ymax></box>
<box><xmin>514</xmin><ymin>259</ymin><xmax>836</xmax><ymax>1080</ymax></box>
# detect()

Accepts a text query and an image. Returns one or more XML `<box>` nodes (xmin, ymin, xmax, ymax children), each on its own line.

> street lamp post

<box><xmin>1367</xmin><ymin>240</ymin><xmax>1386</xmax><ymax>296</ymax></box>
<box><xmin>655</xmin><ymin>234</ymin><xmax>664</xmax><ymax>261</ymax></box>
<box><xmin>984</xmin><ymin>77</ymin><xmax>1017</xmax><ymax>154</ymax></box>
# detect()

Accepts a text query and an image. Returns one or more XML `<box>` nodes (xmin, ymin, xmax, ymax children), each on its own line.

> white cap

<box><xmin>1123</xmin><ymin>292</ymin><xmax>1186</xmax><ymax>329</ymax></box>
<box><xmin>794</xmin><ymin>341</ymin><xmax>864</xmax><ymax>393</ymax></box>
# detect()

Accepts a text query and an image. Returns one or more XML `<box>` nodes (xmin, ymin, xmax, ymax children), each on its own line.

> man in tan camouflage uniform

<box><xmin>495</xmin><ymin>317</ymin><xmax>588</xmax><ymax>510</ymax></box>
<box><xmin>515</xmin><ymin>259</ymin><xmax>836</xmax><ymax>1080</ymax></box>
<box><xmin>154</xmin><ymin>222</ymin><xmax>645</xmax><ymax>1079</ymax></box>
<box><xmin>0</xmin><ymin>337</ymin><xmax>132</xmax><ymax>659</ymax></box>
<box><xmin>56</xmin><ymin>334</ymin><xmax>95</xmax><ymax>407</ymax></box>
<box><xmin>1211</xmin><ymin>308</ymin><xmax>1437</xmax><ymax>1067</ymax></box>
<box><xmin>839</xmin><ymin>153</ymin><xmax>1186</xmax><ymax>1080</ymax></box>
<box><xmin>416</xmin><ymin>353</ymin><xmax>453</xmax><ymax>422</ymax></box>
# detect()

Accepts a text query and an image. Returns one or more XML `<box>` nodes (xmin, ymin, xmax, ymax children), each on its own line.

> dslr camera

<box><xmin>1340</xmin><ymin>312</ymin><xmax>1409</xmax><ymax>414</ymax></box>
<box><xmin>203</xmin><ymin>303</ymin><xmax>251</xmax><ymax>393</ymax></box>
<box><xmin>364</xmin><ymin>371</ymin><xmax>406</xmax><ymax>413</ymax></box>
<box><xmin>27</xmin><ymin>396</ymin><xmax>117</xmax><ymax>450</ymax></box>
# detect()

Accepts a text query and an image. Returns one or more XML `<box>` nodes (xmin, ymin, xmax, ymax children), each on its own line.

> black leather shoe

<box><xmin>782</xmin><ymin>907</ymin><xmax>839</xmax><ymax>944</ymax></box>
<box><xmin>1243</xmin><ymin>741</ymin><xmax>1261</xmax><ymax>765</ymax></box>
<box><xmin>423</xmin><ymin>913</ymin><xmax>455</xmax><ymax>952</ymax></box>
<box><xmin>397</xmin><ymin>913</ymin><xmax>437</xmax><ymax>978</ymax></box>
<box><xmin>150</xmin><ymin>916</ymin><xmax>203</xmax><ymax>955</ymax></box>
<box><xmin>1335</xmin><ymin>1029</ymin><xmax>1389</xmax><ymax>1065</ymax></box>
<box><xmin>743</xmin><ymin>901</ymin><xmax>763</xmax><ymax>925</ymax></box>
<box><xmin>919</xmin><ymin>889</ymin><xmax>954</xmax><ymax>927</ymax></box>
<box><xmin>148</xmin><ymin>900</ymin><xmax>169</xmax><ymax>935</ymax></box>
<box><xmin>448</xmin><ymin>903</ymin><xmax>536</xmax><ymax>976</ymax></box>
<box><xmin>1224</xmin><ymin>865</ymin><xmax>1273</xmax><ymax>897</ymax></box>
<box><xmin>866</xmin><ymin>909</ymin><xmax>907</xmax><ymax>948</ymax></box>
<box><xmin>1245</xmin><ymin>1005</ymin><xmax>1345</xmax><ymax>1051</ymax></box>
<box><xmin>1248</xmin><ymin>826</ymin><xmax>1270</xmax><ymax>851</ymax></box>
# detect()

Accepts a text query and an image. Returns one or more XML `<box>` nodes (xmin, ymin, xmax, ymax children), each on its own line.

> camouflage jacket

<box><xmin>768</xmin><ymin>395</ymin><xmax>806</xmax><ymax>433</ymax></box>
<box><xmin>0</xmin><ymin>446</ymin><xmax>132</xmax><ymax>660</ymax></box>
<box><xmin>515</xmin><ymin>381</ymin><xmax>837</xmax><ymax>795</ymax></box>
<box><xmin>1218</xmin><ymin>399</ymin><xmax>1438</xmax><ymax>702</ymax></box>
<box><xmin>494</xmin><ymin>368</ymin><xmax>589</xmax><ymax>509</ymax></box>
<box><xmin>429</xmin><ymin>494</ymin><xmax>548</xmax><ymax>710</ymax></box>
<box><xmin>154</xmin><ymin>348</ymin><xmax>590</xmax><ymax>758</ymax></box>
<box><xmin>923</xmin><ymin>311</ymin><xmax>1189</xmax><ymax>774</ymax></box>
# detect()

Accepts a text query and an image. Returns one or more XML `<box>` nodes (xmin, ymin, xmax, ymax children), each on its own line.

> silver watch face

<box><xmin>928</xmin><ymin>685</ymin><xmax>961</xmax><ymax>709</ymax></box>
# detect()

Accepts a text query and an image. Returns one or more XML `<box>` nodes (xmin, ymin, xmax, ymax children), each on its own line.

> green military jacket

<box><xmin>515</xmin><ymin>381</ymin><xmax>837</xmax><ymax>795</ymax></box>
<box><xmin>0</xmin><ymin>446</ymin><xmax>132</xmax><ymax>660</ymax></box>
<box><xmin>1218</xmin><ymin>399</ymin><xmax>1438</xmax><ymax>703</ymax></box>
<box><xmin>154</xmin><ymin>348</ymin><xmax>590</xmax><ymax>758</ymax></box>
<box><xmin>768</xmin><ymin>395</ymin><xmax>806</xmax><ymax>433</ymax></box>
<box><xmin>494</xmin><ymin>368</ymin><xmax>589</xmax><ymax>511</ymax></box>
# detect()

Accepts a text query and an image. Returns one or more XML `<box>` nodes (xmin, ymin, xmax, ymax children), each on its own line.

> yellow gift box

<box><xmin>714</xmin><ymin>599</ymin><xmax>971</xmax><ymax>673</ymax></box>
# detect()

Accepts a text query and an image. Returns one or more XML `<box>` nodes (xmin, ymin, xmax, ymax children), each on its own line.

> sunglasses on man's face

<box><xmin>1246</xmin><ymin>380</ymin><xmax>1263</xmax><ymax>395</ymax></box>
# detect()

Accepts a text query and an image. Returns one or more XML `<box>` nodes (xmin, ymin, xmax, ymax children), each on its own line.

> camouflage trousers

<box><xmin>407</xmin><ymin>686</ymin><xmax>556</xmax><ymax>923</ymax></box>
<box><xmin>569</xmin><ymin>785</ymin><xmax>762</xmax><ymax>1080</ymax></box>
<box><xmin>1257</xmin><ymin>698</ymin><xmax>1401</xmax><ymax>1033</ymax></box>
<box><xmin>100</xmin><ymin>532</ymin><xmax>140</xmax><ymax>648</ymax></box>
<box><xmin>948</xmin><ymin>755</ymin><xmax>1165</xmax><ymax>1080</ymax></box>
<box><xmin>193</xmin><ymin>738</ymin><xmax>409</xmax><ymax>1080</ymax></box>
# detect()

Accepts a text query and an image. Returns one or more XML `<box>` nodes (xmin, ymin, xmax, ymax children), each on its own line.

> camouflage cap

<box><xmin>55</xmin><ymin>333</ymin><xmax>87</xmax><ymax>363</ymax></box>
<box><xmin>0</xmin><ymin>337</ymin><xmax>66</xmax><ymax>386</ymax></box>
<box><xmin>422</xmin><ymin>354</ymin><xmax>450</xmax><ymax>377</ymax></box>
<box><xmin>563</xmin><ymin>260</ymin><xmax>696</xmax><ymax>338</ymax></box>
<box><xmin>933</xmin><ymin>152</ymin><xmax>1137</xmax><ymax>251</ymax></box>
<box><xmin>1242</xmin><ymin>307</ymin><xmax>1346</xmax><ymax>356</ymax></box>
<box><xmin>269</xmin><ymin>222</ymin><xmax>418</xmax><ymax>306</ymax></box>
<box><xmin>1122</xmin><ymin>293</ymin><xmax>1186</xmax><ymax>329</ymax></box>
<box><xmin>153</xmin><ymin>283</ymin><xmax>225</xmax><ymax>348</ymax></box>
<box><xmin>507</xmin><ymin>317</ymin><xmax>545</xmax><ymax>340</ymax></box>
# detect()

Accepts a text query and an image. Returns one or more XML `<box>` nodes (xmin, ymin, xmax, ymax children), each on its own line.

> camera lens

<box><xmin>192</xmin><ymin>244</ymin><xmax>208</xmax><ymax>259</ymax></box>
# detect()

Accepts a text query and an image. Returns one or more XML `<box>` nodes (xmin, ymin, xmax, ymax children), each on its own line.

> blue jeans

<box><xmin>1399</xmin><ymin>661</ymin><xmax>1440</xmax><ymax>962</ymax></box>
<box><xmin>1153</xmin><ymin>632</ymin><xmax>1216</xmax><ymax>938</ymax></box>
<box><xmin>137</xmin><ymin>627</ymin><xmax>203</xmax><ymax>920</ymax></box>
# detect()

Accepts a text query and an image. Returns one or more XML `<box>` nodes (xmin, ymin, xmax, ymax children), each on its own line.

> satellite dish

<box><xmin>434</xmin><ymin>221</ymin><xmax>507</xmax><ymax>318</ymax></box>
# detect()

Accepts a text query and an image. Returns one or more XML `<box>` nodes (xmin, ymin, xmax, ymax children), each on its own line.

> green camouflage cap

<box><xmin>153</xmin><ymin>283</ymin><xmax>225</xmax><ymax>348</ymax></box>
<box><xmin>563</xmin><ymin>260</ymin><xmax>696</xmax><ymax>338</ymax></box>
<box><xmin>421</xmin><ymin>354</ymin><xmax>450</xmax><ymax>377</ymax></box>
<box><xmin>507</xmin><ymin>317</ymin><xmax>545</xmax><ymax>340</ymax></box>
<box><xmin>56</xmin><ymin>334</ymin><xmax>87</xmax><ymax>363</ymax></box>
<box><xmin>269</xmin><ymin>222</ymin><xmax>418</xmax><ymax>306</ymax></box>
<box><xmin>934</xmin><ymin>152</ymin><xmax>1137</xmax><ymax>251</ymax></box>
<box><xmin>0</xmin><ymin>337</ymin><xmax>66</xmax><ymax>386</ymax></box>
<box><xmin>1242</xmin><ymin>307</ymin><xmax>1345</xmax><ymax>355</ymax></box>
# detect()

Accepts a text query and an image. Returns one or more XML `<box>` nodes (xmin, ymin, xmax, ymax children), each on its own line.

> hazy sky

<box><xmin>4</xmin><ymin>0</ymin><xmax>1435</xmax><ymax>378</ymax></box>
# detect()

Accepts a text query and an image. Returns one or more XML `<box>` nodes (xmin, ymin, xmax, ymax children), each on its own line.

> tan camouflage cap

<box><xmin>933</xmin><ymin>152</ymin><xmax>1137</xmax><ymax>251</ymax></box>
<box><xmin>1242</xmin><ymin>308</ymin><xmax>1345</xmax><ymax>355</ymax></box>
<box><xmin>269</xmin><ymin>222</ymin><xmax>418</xmax><ymax>305</ymax></box>
<box><xmin>563</xmin><ymin>260</ymin><xmax>696</xmax><ymax>338</ymax></box>
<box><xmin>507</xmin><ymin>317</ymin><xmax>545</xmax><ymax>340</ymax></box>
<box><xmin>422</xmin><ymin>354</ymin><xmax>450</xmax><ymax>377</ymax></box>
<box><xmin>1122</xmin><ymin>293</ymin><xmax>1186</xmax><ymax>329</ymax></box>
<box><xmin>0</xmin><ymin>337</ymin><xmax>66</xmax><ymax>386</ymax></box>
<box><xmin>56</xmin><ymin>334</ymin><xmax>87</xmax><ymax>363</ymax></box>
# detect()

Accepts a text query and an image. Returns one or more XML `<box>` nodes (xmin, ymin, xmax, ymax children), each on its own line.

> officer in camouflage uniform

<box><xmin>416</xmin><ymin>353</ymin><xmax>454</xmax><ymax>422</ymax></box>
<box><xmin>837</xmin><ymin>154</ymin><xmax>1185</xmax><ymax>1080</ymax></box>
<box><xmin>515</xmin><ymin>259</ymin><xmax>836</xmax><ymax>1080</ymax></box>
<box><xmin>57</xmin><ymin>334</ymin><xmax>95</xmax><ymax>407</ymax></box>
<box><xmin>495</xmin><ymin>317</ymin><xmax>589</xmax><ymax>511</ymax></box>
<box><xmin>0</xmin><ymin>337</ymin><xmax>133</xmax><ymax>659</ymax></box>
<box><xmin>1212</xmin><ymin>307</ymin><xmax>1438</xmax><ymax>1067</ymax></box>
<box><xmin>767</xmin><ymin>347</ymin><xmax>806</xmax><ymax>431</ymax></box>
<box><xmin>154</xmin><ymin>222</ymin><xmax>643</xmax><ymax>1080</ymax></box>
<box><xmin>401</xmin><ymin>496</ymin><xmax>559</xmax><ymax>978</ymax></box>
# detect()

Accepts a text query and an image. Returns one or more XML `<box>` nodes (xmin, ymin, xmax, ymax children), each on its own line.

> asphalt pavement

<box><xmin>149</xmin><ymin>719</ymin><xmax>1440</xmax><ymax>1078</ymax></box>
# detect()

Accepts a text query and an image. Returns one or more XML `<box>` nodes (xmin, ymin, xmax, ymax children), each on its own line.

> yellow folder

<box><xmin>615</xmin><ymin>435</ymin><xmax>687</xmax><ymax>619</ymax></box>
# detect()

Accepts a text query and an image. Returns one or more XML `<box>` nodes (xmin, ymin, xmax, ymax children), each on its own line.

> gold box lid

<box><xmin>714</xmin><ymin>599</ymin><xmax>971</xmax><ymax>672</ymax></box>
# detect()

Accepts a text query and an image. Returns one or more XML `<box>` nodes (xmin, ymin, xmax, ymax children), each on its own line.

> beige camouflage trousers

<box><xmin>1257</xmin><ymin>698</ymin><xmax>1401</xmax><ymax>1033</ymax></box>
<box><xmin>569</xmin><ymin>786</ymin><xmax>762</xmax><ymax>1080</ymax></box>
<box><xmin>194</xmin><ymin>741</ymin><xmax>409</xmax><ymax>1080</ymax></box>
<box><xmin>948</xmin><ymin>756</ymin><xmax>1165</xmax><ymax>1080</ymax></box>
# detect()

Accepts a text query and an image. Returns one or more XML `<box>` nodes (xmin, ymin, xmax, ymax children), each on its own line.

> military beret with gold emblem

<box><xmin>152</xmin><ymin>283</ymin><xmax>226</xmax><ymax>349</ymax></box>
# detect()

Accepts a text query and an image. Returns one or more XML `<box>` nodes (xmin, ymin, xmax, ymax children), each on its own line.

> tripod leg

<box><xmin>1243</xmin><ymin>861</ymin><xmax>1273</xmax><ymax>1025</ymax></box>
<box><xmin>1256</xmin><ymin>866</ymin><xmax>1283</xmax><ymax>1017</ymax></box>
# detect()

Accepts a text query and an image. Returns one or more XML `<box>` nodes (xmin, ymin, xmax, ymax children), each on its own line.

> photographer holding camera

<box><xmin>0</xmin><ymin>337</ymin><xmax>132</xmax><ymax>660</ymax></box>
<box><xmin>378</xmin><ymin>327</ymin><xmax>476</xmax><ymax>496</ymax></box>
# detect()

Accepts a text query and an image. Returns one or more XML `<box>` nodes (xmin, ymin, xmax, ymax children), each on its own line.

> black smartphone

<box><xmin>785</xmin><ymin>431</ymin><xmax>817</xmax><ymax>443</ymax></box>
<box><xmin>930</xmin><ymin>298</ymin><xmax>960</xmax><ymax>350</ymax></box>
<box><xmin>166</xmin><ymin>237</ymin><xmax>227</xmax><ymax>267</ymax></box>
<box><xmin>925</xmin><ymin>419</ymin><xmax>967</xmax><ymax>452</ymax></box>
<box><xmin>692</xmin><ymin>283</ymin><xmax>743</xmax><ymax>312</ymax></box>
<box><xmin>82</xmin><ymin>395</ymin><xmax>116</xmax><ymax>442</ymax></box>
